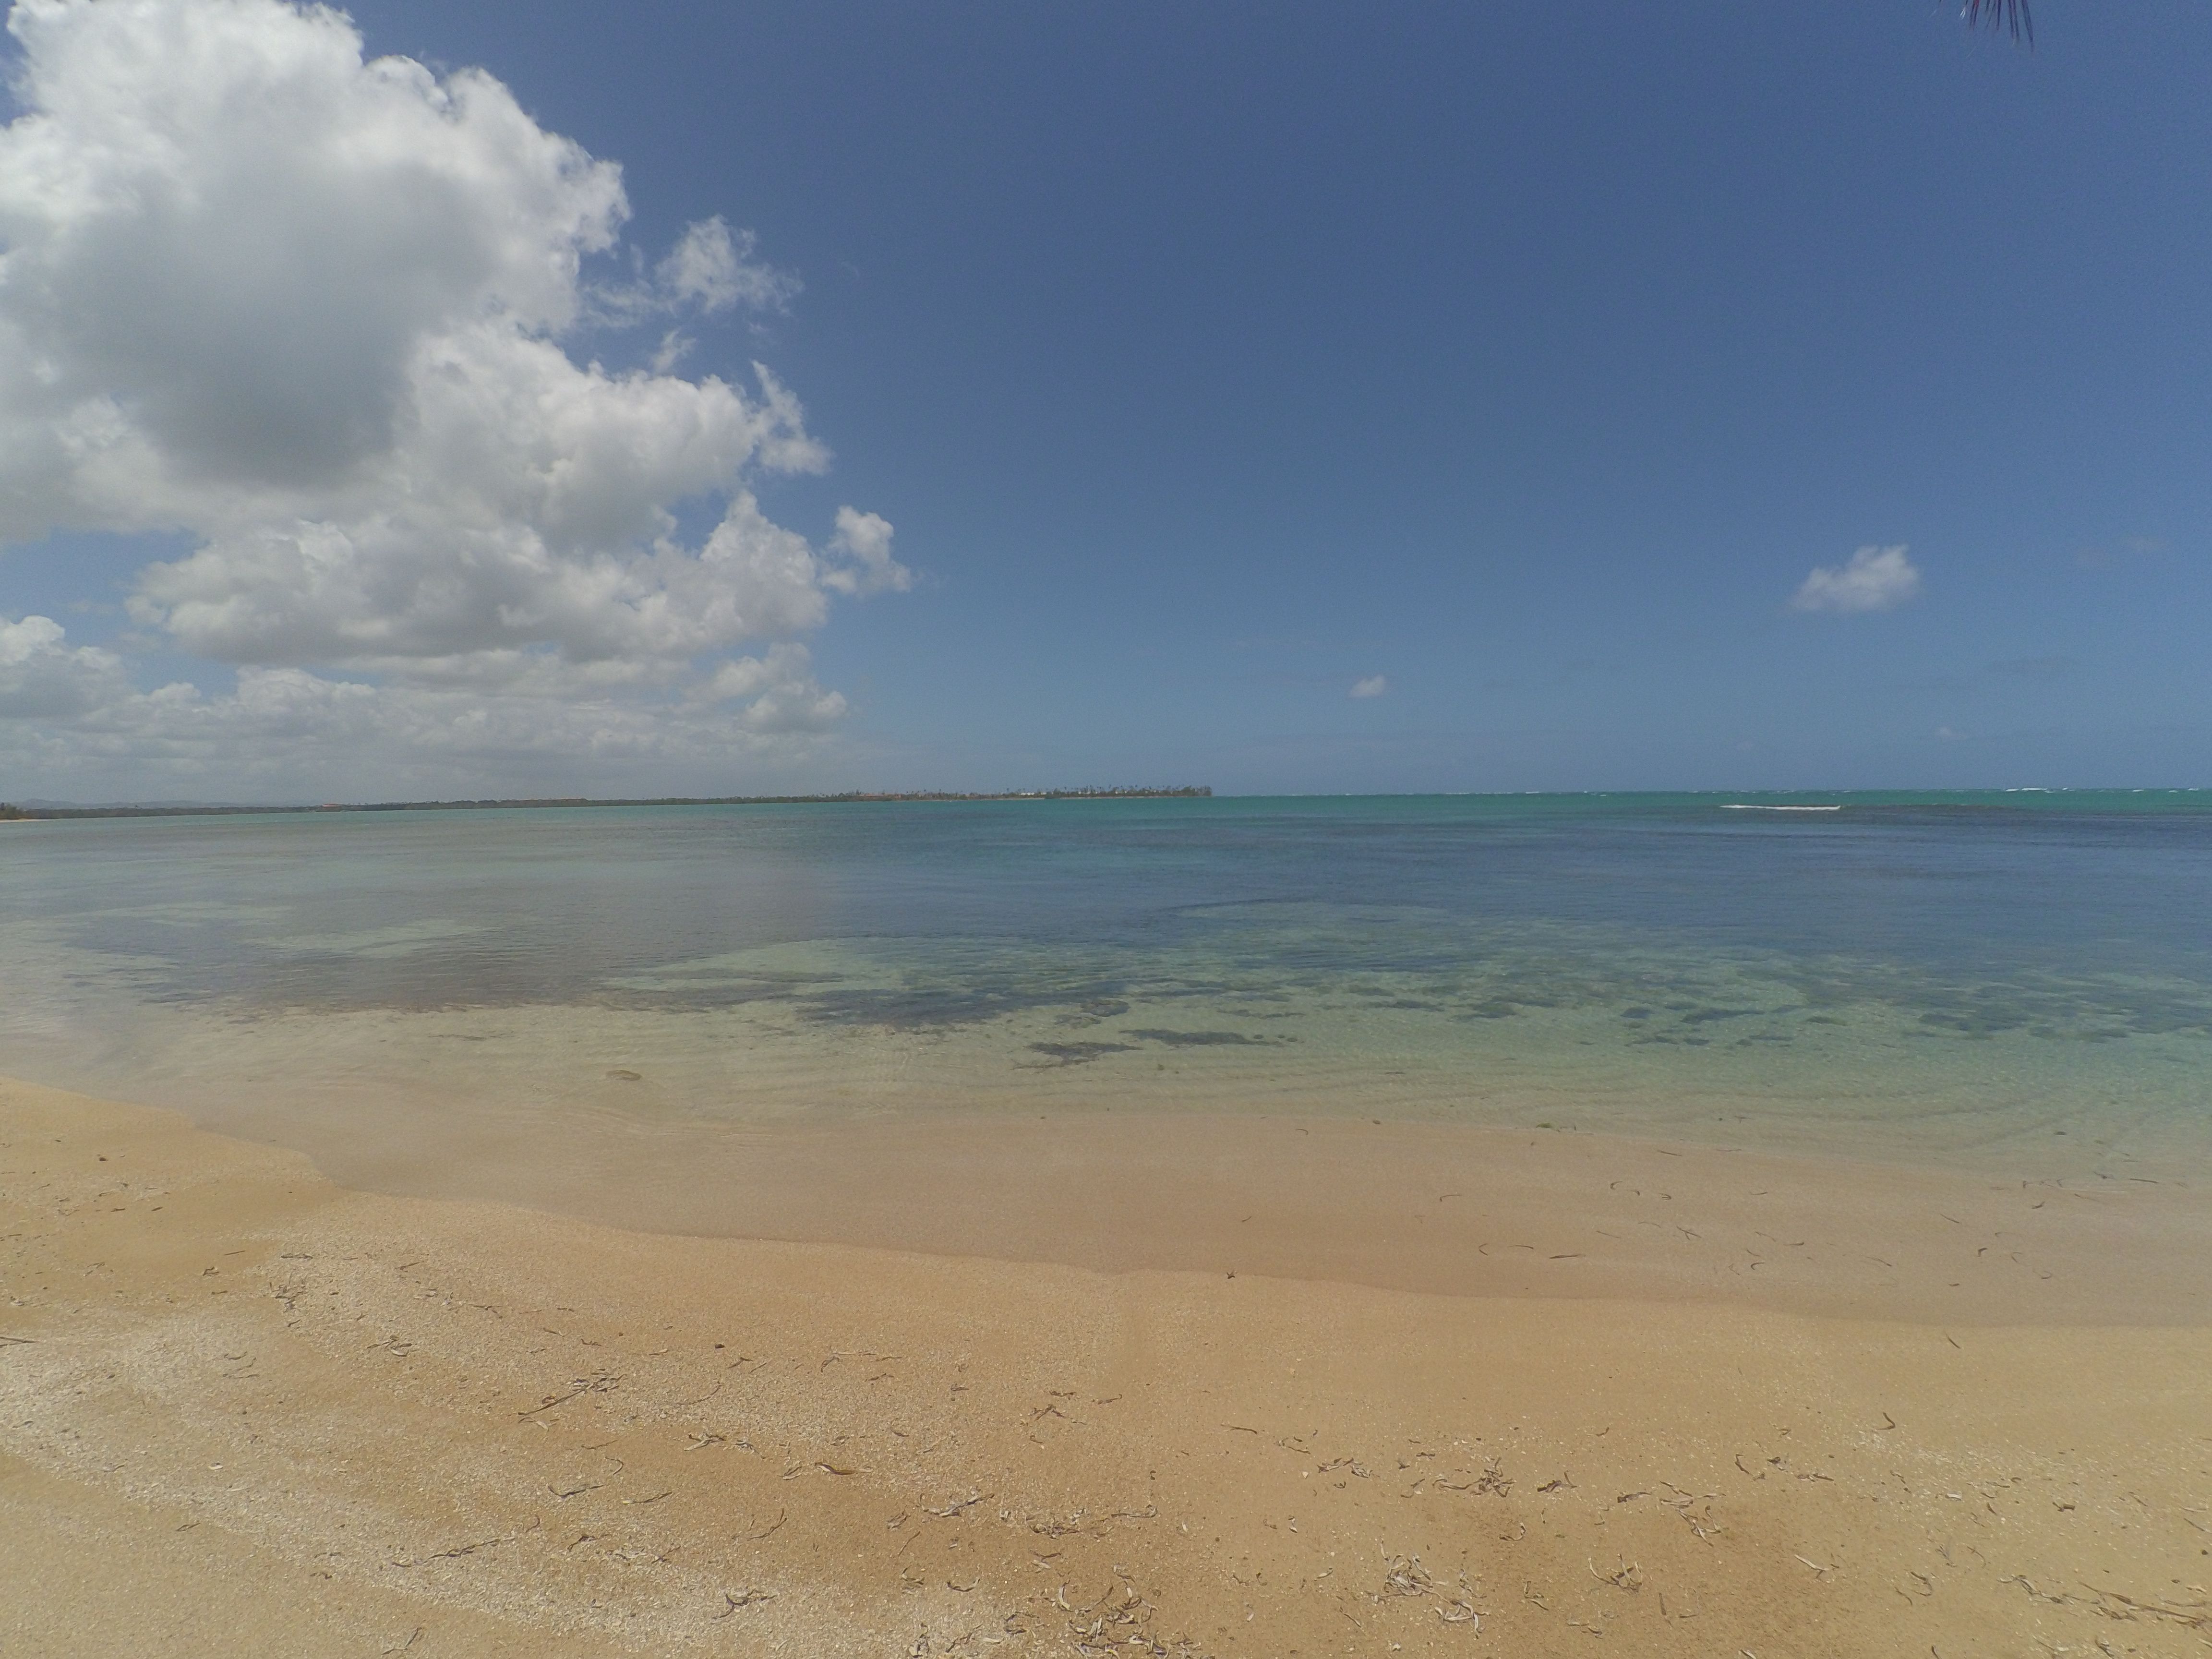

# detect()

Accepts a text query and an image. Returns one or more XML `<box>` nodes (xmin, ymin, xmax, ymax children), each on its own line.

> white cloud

<box><xmin>0</xmin><ymin>613</ymin><xmax>855</xmax><ymax>796</ymax></box>
<box><xmin>699</xmin><ymin>641</ymin><xmax>849</xmax><ymax>733</ymax></box>
<box><xmin>1349</xmin><ymin>674</ymin><xmax>1388</xmax><ymax>699</ymax></box>
<box><xmin>0</xmin><ymin>0</ymin><xmax>905</xmax><ymax>789</ymax></box>
<box><xmin>656</xmin><ymin>218</ymin><xmax>798</xmax><ymax>315</ymax></box>
<box><xmin>0</xmin><ymin>613</ymin><xmax>132</xmax><ymax>718</ymax></box>
<box><xmin>128</xmin><ymin>485</ymin><xmax>840</xmax><ymax>674</ymax></box>
<box><xmin>1790</xmin><ymin>545</ymin><xmax>1921</xmax><ymax>614</ymax></box>
<box><xmin>820</xmin><ymin>507</ymin><xmax>912</xmax><ymax>597</ymax></box>
<box><xmin>586</xmin><ymin>216</ymin><xmax>799</xmax><ymax>331</ymax></box>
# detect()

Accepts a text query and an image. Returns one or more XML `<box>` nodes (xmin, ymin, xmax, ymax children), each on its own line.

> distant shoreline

<box><xmin>0</xmin><ymin>785</ymin><xmax>1213</xmax><ymax>821</ymax></box>
<box><xmin>9</xmin><ymin>785</ymin><xmax>2211</xmax><ymax>824</ymax></box>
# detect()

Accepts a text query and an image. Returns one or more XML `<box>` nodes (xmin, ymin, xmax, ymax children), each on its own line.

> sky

<box><xmin>0</xmin><ymin>0</ymin><xmax>2208</xmax><ymax>801</ymax></box>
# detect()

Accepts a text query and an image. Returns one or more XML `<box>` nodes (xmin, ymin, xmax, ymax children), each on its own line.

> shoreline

<box><xmin>5</xmin><ymin>1076</ymin><xmax>2210</xmax><ymax>1655</ymax></box>
<box><xmin>110</xmin><ymin>1078</ymin><xmax>2212</xmax><ymax>1329</ymax></box>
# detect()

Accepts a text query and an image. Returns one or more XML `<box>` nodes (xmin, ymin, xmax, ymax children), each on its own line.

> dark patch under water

<box><xmin>8</xmin><ymin>794</ymin><xmax>2212</xmax><ymax>1055</ymax></box>
<box><xmin>1122</xmin><ymin>1028</ymin><xmax>1273</xmax><ymax>1047</ymax></box>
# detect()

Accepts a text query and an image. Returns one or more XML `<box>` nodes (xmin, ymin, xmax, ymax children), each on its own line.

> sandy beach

<box><xmin>4</xmin><ymin>1075</ymin><xmax>2209</xmax><ymax>1657</ymax></box>
<box><xmin>3</xmin><ymin>0</ymin><xmax>2206</xmax><ymax>1649</ymax></box>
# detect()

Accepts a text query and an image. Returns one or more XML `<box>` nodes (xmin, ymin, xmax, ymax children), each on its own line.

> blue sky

<box><xmin>0</xmin><ymin>0</ymin><xmax>2207</xmax><ymax>798</ymax></box>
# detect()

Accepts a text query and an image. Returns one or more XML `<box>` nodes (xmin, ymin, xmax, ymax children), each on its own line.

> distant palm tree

<box><xmin>1964</xmin><ymin>0</ymin><xmax>2032</xmax><ymax>45</ymax></box>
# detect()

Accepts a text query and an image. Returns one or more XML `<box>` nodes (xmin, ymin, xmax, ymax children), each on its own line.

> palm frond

<box><xmin>1962</xmin><ymin>0</ymin><xmax>2033</xmax><ymax>46</ymax></box>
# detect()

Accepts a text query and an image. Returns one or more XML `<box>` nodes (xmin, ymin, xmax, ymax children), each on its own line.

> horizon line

<box><xmin>7</xmin><ymin>783</ymin><xmax>2212</xmax><ymax>822</ymax></box>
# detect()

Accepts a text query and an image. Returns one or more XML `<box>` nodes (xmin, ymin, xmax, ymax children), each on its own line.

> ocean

<box><xmin>3</xmin><ymin>791</ymin><xmax>2209</xmax><ymax>1185</ymax></box>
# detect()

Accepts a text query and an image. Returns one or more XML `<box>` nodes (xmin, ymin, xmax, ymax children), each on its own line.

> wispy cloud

<box><xmin>1790</xmin><ymin>545</ymin><xmax>1921</xmax><ymax>614</ymax></box>
<box><xmin>1349</xmin><ymin>674</ymin><xmax>1388</xmax><ymax>699</ymax></box>
<box><xmin>588</xmin><ymin>216</ymin><xmax>801</xmax><ymax>333</ymax></box>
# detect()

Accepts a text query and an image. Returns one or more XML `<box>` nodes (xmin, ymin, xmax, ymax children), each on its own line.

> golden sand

<box><xmin>3</xmin><ymin>1076</ymin><xmax>2208</xmax><ymax>1656</ymax></box>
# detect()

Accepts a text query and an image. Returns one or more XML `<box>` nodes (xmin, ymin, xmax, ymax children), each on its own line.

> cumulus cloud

<box><xmin>1790</xmin><ymin>545</ymin><xmax>1921</xmax><ymax>614</ymax></box>
<box><xmin>0</xmin><ymin>0</ymin><xmax>905</xmax><ymax>788</ymax></box>
<box><xmin>1349</xmin><ymin>674</ymin><xmax>1388</xmax><ymax>699</ymax></box>
<box><xmin>0</xmin><ymin>613</ymin><xmax>132</xmax><ymax>718</ymax></box>
<box><xmin>699</xmin><ymin>642</ymin><xmax>849</xmax><ymax>733</ymax></box>
<box><xmin>820</xmin><ymin>507</ymin><xmax>912</xmax><ymax>597</ymax></box>
<box><xmin>127</xmin><ymin>485</ymin><xmax>840</xmax><ymax>675</ymax></box>
<box><xmin>0</xmin><ymin>612</ymin><xmax>855</xmax><ymax>796</ymax></box>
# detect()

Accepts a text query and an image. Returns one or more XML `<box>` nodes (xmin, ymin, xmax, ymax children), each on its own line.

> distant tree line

<box><xmin>0</xmin><ymin>787</ymin><xmax>1214</xmax><ymax>821</ymax></box>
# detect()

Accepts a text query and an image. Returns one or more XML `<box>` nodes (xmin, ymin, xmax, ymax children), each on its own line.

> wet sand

<box><xmin>269</xmin><ymin>1091</ymin><xmax>2212</xmax><ymax>1329</ymax></box>
<box><xmin>4</xmin><ymin>1074</ymin><xmax>2210</xmax><ymax>1656</ymax></box>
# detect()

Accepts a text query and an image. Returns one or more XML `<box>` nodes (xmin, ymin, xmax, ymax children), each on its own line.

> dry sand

<box><xmin>3</xmin><ymin>1074</ymin><xmax>2209</xmax><ymax>1657</ymax></box>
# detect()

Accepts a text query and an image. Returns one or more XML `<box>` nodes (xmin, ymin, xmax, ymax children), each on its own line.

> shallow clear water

<box><xmin>3</xmin><ymin>792</ymin><xmax>2209</xmax><ymax>1175</ymax></box>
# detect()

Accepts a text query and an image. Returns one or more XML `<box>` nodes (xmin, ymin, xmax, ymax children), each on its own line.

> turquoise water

<box><xmin>2</xmin><ymin>791</ymin><xmax>2208</xmax><ymax>1177</ymax></box>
